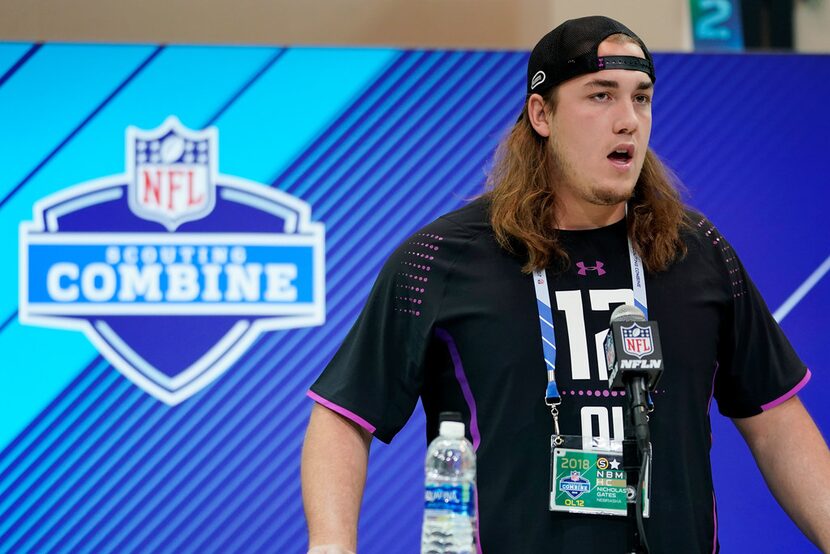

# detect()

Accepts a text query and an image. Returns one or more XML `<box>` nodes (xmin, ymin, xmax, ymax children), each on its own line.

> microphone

<box><xmin>604</xmin><ymin>304</ymin><xmax>664</xmax><ymax>453</ymax></box>
<box><xmin>605</xmin><ymin>305</ymin><xmax>663</xmax><ymax>391</ymax></box>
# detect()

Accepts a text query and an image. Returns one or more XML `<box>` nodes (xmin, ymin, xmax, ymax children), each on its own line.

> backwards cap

<box><xmin>527</xmin><ymin>15</ymin><xmax>656</xmax><ymax>97</ymax></box>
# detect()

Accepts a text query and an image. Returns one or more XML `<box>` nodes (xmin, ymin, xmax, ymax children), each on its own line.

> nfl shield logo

<box><xmin>621</xmin><ymin>323</ymin><xmax>654</xmax><ymax>359</ymax></box>
<box><xmin>128</xmin><ymin>117</ymin><xmax>216</xmax><ymax>230</ymax></box>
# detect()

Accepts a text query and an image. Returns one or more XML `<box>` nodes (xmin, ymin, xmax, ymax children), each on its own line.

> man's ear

<box><xmin>527</xmin><ymin>93</ymin><xmax>551</xmax><ymax>137</ymax></box>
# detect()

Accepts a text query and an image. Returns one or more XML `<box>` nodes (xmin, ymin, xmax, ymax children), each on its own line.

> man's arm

<box><xmin>733</xmin><ymin>395</ymin><xmax>830</xmax><ymax>552</ymax></box>
<box><xmin>302</xmin><ymin>402</ymin><xmax>373</xmax><ymax>554</ymax></box>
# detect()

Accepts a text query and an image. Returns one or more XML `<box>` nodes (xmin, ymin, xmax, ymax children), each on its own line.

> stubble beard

<box><xmin>549</xmin><ymin>135</ymin><xmax>636</xmax><ymax>207</ymax></box>
<box><xmin>591</xmin><ymin>186</ymin><xmax>634</xmax><ymax>206</ymax></box>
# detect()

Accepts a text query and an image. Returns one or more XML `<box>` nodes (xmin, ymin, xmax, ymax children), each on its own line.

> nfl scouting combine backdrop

<box><xmin>0</xmin><ymin>44</ymin><xmax>827</xmax><ymax>554</ymax></box>
<box><xmin>20</xmin><ymin>116</ymin><xmax>325</xmax><ymax>404</ymax></box>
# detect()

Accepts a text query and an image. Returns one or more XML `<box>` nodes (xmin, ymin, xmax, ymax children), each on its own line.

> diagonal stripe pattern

<box><xmin>6</xmin><ymin>45</ymin><xmax>825</xmax><ymax>554</ymax></box>
<box><xmin>0</xmin><ymin>47</ymin><xmax>526</xmax><ymax>554</ymax></box>
<box><xmin>0</xmin><ymin>44</ymin><xmax>41</xmax><ymax>89</ymax></box>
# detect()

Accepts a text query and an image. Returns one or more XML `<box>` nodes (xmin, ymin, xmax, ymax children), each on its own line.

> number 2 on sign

<box><xmin>696</xmin><ymin>0</ymin><xmax>733</xmax><ymax>41</ymax></box>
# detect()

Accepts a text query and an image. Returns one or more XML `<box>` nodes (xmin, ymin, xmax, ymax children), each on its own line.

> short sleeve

<box><xmin>711</xmin><ymin>228</ymin><xmax>809</xmax><ymax>418</ymax></box>
<box><xmin>308</xmin><ymin>220</ymin><xmax>463</xmax><ymax>443</ymax></box>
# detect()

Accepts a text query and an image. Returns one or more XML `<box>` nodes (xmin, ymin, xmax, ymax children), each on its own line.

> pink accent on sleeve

<box><xmin>711</xmin><ymin>491</ymin><xmax>719</xmax><ymax>554</ymax></box>
<box><xmin>307</xmin><ymin>390</ymin><xmax>377</xmax><ymax>434</ymax></box>
<box><xmin>761</xmin><ymin>369</ymin><xmax>812</xmax><ymax>411</ymax></box>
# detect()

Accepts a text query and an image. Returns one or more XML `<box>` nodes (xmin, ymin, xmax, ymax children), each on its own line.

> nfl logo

<box><xmin>570</xmin><ymin>471</ymin><xmax>582</xmax><ymax>481</ymax></box>
<box><xmin>127</xmin><ymin>117</ymin><xmax>216</xmax><ymax>230</ymax></box>
<box><xmin>621</xmin><ymin>323</ymin><xmax>654</xmax><ymax>359</ymax></box>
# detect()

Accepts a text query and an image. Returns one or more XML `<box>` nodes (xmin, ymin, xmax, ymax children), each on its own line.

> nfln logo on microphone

<box><xmin>18</xmin><ymin>116</ymin><xmax>326</xmax><ymax>405</ymax></box>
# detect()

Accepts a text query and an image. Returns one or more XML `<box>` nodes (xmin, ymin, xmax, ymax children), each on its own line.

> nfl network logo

<box><xmin>621</xmin><ymin>323</ymin><xmax>654</xmax><ymax>359</ymax></box>
<box><xmin>19</xmin><ymin>116</ymin><xmax>326</xmax><ymax>405</ymax></box>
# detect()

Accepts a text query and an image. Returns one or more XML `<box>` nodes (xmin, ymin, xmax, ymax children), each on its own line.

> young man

<box><xmin>302</xmin><ymin>16</ymin><xmax>830</xmax><ymax>553</ymax></box>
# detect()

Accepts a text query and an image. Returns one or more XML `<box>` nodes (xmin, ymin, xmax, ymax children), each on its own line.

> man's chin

<box><xmin>589</xmin><ymin>187</ymin><xmax>634</xmax><ymax>206</ymax></box>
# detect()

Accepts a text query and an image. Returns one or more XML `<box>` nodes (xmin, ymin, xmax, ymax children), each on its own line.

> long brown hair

<box><xmin>484</xmin><ymin>95</ymin><xmax>689</xmax><ymax>274</ymax></box>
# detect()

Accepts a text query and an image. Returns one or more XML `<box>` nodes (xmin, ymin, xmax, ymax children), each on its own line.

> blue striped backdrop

<box><xmin>0</xmin><ymin>44</ymin><xmax>827</xmax><ymax>553</ymax></box>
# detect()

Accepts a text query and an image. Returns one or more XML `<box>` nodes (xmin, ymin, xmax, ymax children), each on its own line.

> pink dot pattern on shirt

<box><xmin>394</xmin><ymin>234</ymin><xmax>444</xmax><ymax>318</ymax></box>
<box><xmin>562</xmin><ymin>389</ymin><xmax>667</xmax><ymax>397</ymax></box>
<box><xmin>698</xmin><ymin>217</ymin><xmax>746</xmax><ymax>298</ymax></box>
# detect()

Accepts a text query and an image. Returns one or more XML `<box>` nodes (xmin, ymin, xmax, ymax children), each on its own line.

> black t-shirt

<box><xmin>310</xmin><ymin>197</ymin><xmax>808</xmax><ymax>553</ymax></box>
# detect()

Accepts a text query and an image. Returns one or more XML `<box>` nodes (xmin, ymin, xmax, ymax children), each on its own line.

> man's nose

<box><xmin>613</xmin><ymin>101</ymin><xmax>639</xmax><ymax>135</ymax></box>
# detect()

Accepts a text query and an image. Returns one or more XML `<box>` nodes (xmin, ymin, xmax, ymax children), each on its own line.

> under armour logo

<box><xmin>576</xmin><ymin>261</ymin><xmax>606</xmax><ymax>276</ymax></box>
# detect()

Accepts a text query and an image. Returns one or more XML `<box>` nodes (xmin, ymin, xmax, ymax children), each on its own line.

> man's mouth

<box><xmin>607</xmin><ymin>145</ymin><xmax>634</xmax><ymax>166</ymax></box>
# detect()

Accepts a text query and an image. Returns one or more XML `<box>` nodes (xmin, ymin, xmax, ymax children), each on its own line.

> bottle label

<box><xmin>424</xmin><ymin>483</ymin><xmax>475</xmax><ymax>515</ymax></box>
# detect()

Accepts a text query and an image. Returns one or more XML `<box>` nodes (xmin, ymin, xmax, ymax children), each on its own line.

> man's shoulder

<box><xmin>679</xmin><ymin>208</ymin><xmax>721</xmax><ymax>247</ymax></box>
<box><xmin>422</xmin><ymin>196</ymin><xmax>492</xmax><ymax>238</ymax></box>
<box><xmin>378</xmin><ymin>197</ymin><xmax>493</xmax><ymax>280</ymax></box>
<box><xmin>679</xmin><ymin>208</ymin><xmax>735</xmax><ymax>249</ymax></box>
<box><xmin>396</xmin><ymin>197</ymin><xmax>493</xmax><ymax>255</ymax></box>
<box><xmin>672</xmin><ymin>207</ymin><xmax>737</xmax><ymax>277</ymax></box>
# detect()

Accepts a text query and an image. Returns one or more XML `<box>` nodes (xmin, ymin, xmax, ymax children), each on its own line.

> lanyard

<box><xmin>533</xmin><ymin>227</ymin><xmax>648</xmax><ymax>439</ymax></box>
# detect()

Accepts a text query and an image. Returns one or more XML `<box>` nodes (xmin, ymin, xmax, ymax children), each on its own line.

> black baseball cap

<box><xmin>526</xmin><ymin>15</ymin><xmax>656</xmax><ymax>97</ymax></box>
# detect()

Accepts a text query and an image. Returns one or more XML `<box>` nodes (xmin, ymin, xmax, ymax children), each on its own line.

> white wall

<box><xmin>0</xmin><ymin>0</ymin><xmax>690</xmax><ymax>50</ymax></box>
<box><xmin>795</xmin><ymin>0</ymin><xmax>830</xmax><ymax>52</ymax></box>
<box><xmin>0</xmin><ymin>0</ymin><xmax>826</xmax><ymax>52</ymax></box>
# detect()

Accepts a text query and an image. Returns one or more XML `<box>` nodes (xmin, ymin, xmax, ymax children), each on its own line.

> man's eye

<box><xmin>592</xmin><ymin>92</ymin><xmax>610</xmax><ymax>101</ymax></box>
<box><xmin>635</xmin><ymin>94</ymin><xmax>652</xmax><ymax>105</ymax></box>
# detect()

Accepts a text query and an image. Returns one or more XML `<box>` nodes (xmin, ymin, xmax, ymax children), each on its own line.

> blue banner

<box><xmin>0</xmin><ymin>43</ymin><xmax>826</xmax><ymax>554</ymax></box>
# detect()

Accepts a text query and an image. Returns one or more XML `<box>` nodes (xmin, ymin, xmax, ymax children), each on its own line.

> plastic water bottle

<box><xmin>420</xmin><ymin>412</ymin><xmax>477</xmax><ymax>554</ymax></box>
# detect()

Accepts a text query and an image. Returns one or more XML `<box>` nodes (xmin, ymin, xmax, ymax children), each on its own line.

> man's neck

<box><xmin>554</xmin><ymin>202</ymin><xmax>626</xmax><ymax>231</ymax></box>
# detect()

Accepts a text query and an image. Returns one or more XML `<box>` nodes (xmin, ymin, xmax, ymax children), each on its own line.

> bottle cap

<box><xmin>439</xmin><ymin>420</ymin><xmax>465</xmax><ymax>439</ymax></box>
<box><xmin>439</xmin><ymin>411</ymin><xmax>462</xmax><ymax>422</ymax></box>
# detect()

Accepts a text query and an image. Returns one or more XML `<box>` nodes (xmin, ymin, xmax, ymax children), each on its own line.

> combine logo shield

<box><xmin>19</xmin><ymin>117</ymin><xmax>326</xmax><ymax>405</ymax></box>
<box><xmin>559</xmin><ymin>471</ymin><xmax>591</xmax><ymax>500</ymax></box>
